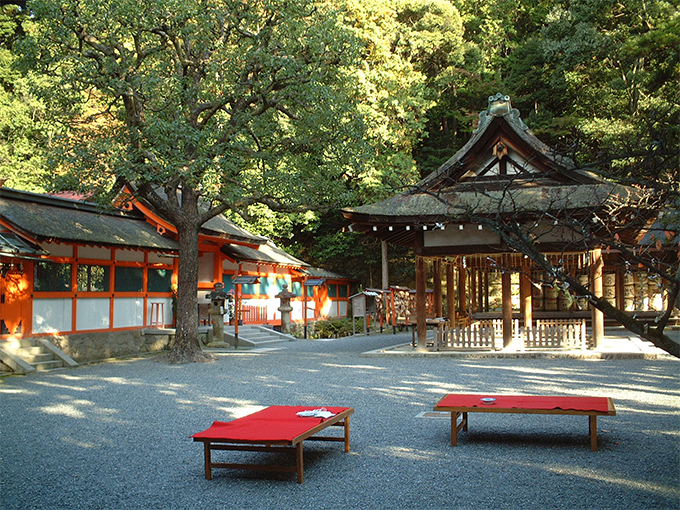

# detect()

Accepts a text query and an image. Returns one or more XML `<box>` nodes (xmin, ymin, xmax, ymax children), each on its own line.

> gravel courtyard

<box><xmin>1</xmin><ymin>333</ymin><xmax>678</xmax><ymax>510</ymax></box>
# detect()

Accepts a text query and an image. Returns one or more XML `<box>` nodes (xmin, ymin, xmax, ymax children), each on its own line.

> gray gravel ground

<box><xmin>1</xmin><ymin>333</ymin><xmax>679</xmax><ymax>510</ymax></box>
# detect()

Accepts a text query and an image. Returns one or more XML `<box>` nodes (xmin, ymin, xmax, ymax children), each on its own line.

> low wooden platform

<box><xmin>434</xmin><ymin>394</ymin><xmax>616</xmax><ymax>451</ymax></box>
<box><xmin>192</xmin><ymin>405</ymin><xmax>353</xmax><ymax>483</ymax></box>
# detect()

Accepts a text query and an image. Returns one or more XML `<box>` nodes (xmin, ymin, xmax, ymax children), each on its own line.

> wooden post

<box><xmin>416</xmin><ymin>255</ymin><xmax>427</xmax><ymax>349</ymax></box>
<box><xmin>521</xmin><ymin>271</ymin><xmax>533</xmax><ymax>328</ymax></box>
<box><xmin>591</xmin><ymin>248</ymin><xmax>604</xmax><ymax>348</ymax></box>
<box><xmin>433</xmin><ymin>259</ymin><xmax>443</xmax><ymax>317</ymax></box>
<box><xmin>381</xmin><ymin>240</ymin><xmax>389</xmax><ymax>290</ymax></box>
<box><xmin>502</xmin><ymin>271</ymin><xmax>513</xmax><ymax>349</ymax></box>
<box><xmin>470</xmin><ymin>270</ymin><xmax>477</xmax><ymax>313</ymax></box>
<box><xmin>303</xmin><ymin>282</ymin><xmax>308</xmax><ymax>339</ymax></box>
<box><xmin>446</xmin><ymin>263</ymin><xmax>455</xmax><ymax>323</ymax></box>
<box><xmin>458</xmin><ymin>264</ymin><xmax>467</xmax><ymax>319</ymax></box>
<box><xmin>521</xmin><ymin>270</ymin><xmax>532</xmax><ymax>350</ymax></box>
<box><xmin>415</xmin><ymin>231</ymin><xmax>427</xmax><ymax>349</ymax></box>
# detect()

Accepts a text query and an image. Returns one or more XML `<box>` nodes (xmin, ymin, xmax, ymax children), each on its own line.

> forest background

<box><xmin>1</xmin><ymin>0</ymin><xmax>677</xmax><ymax>289</ymax></box>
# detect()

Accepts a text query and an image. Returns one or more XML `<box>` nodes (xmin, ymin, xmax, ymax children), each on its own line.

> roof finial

<box><xmin>488</xmin><ymin>93</ymin><xmax>512</xmax><ymax>116</ymax></box>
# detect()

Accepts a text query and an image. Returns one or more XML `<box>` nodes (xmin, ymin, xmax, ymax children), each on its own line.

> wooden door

<box><xmin>0</xmin><ymin>263</ymin><xmax>31</xmax><ymax>337</ymax></box>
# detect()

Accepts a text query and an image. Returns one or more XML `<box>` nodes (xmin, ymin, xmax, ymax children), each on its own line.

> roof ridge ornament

<box><xmin>488</xmin><ymin>92</ymin><xmax>512</xmax><ymax>116</ymax></box>
<box><xmin>475</xmin><ymin>92</ymin><xmax>528</xmax><ymax>134</ymax></box>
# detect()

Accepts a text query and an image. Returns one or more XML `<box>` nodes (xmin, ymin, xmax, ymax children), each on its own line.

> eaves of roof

<box><xmin>301</xmin><ymin>266</ymin><xmax>354</xmax><ymax>280</ymax></box>
<box><xmin>221</xmin><ymin>241</ymin><xmax>308</xmax><ymax>268</ymax></box>
<box><xmin>125</xmin><ymin>185</ymin><xmax>267</xmax><ymax>246</ymax></box>
<box><xmin>0</xmin><ymin>188</ymin><xmax>178</xmax><ymax>251</ymax></box>
<box><xmin>343</xmin><ymin>182</ymin><xmax>635</xmax><ymax>225</ymax></box>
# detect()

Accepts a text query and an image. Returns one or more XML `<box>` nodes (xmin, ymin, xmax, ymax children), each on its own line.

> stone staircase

<box><xmin>222</xmin><ymin>324</ymin><xmax>295</xmax><ymax>348</ymax></box>
<box><xmin>0</xmin><ymin>338</ymin><xmax>78</xmax><ymax>374</ymax></box>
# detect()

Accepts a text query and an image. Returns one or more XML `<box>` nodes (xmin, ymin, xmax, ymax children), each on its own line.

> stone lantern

<box><xmin>205</xmin><ymin>282</ymin><xmax>229</xmax><ymax>344</ymax></box>
<box><xmin>275</xmin><ymin>284</ymin><xmax>295</xmax><ymax>334</ymax></box>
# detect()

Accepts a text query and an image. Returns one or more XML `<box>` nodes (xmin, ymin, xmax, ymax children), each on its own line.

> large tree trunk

<box><xmin>167</xmin><ymin>196</ymin><xmax>214</xmax><ymax>364</ymax></box>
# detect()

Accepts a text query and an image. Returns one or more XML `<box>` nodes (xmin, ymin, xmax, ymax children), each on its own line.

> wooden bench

<box><xmin>434</xmin><ymin>394</ymin><xmax>615</xmax><ymax>451</ymax></box>
<box><xmin>192</xmin><ymin>405</ymin><xmax>353</xmax><ymax>483</ymax></box>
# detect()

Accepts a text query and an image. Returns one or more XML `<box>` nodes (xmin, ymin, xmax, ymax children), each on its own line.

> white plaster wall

<box><xmin>78</xmin><ymin>246</ymin><xmax>112</xmax><ymax>260</ymax></box>
<box><xmin>33</xmin><ymin>298</ymin><xmax>72</xmax><ymax>334</ymax></box>
<box><xmin>198</xmin><ymin>252</ymin><xmax>215</xmax><ymax>283</ymax></box>
<box><xmin>113</xmin><ymin>297</ymin><xmax>144</xmax><ymax>328</ymax></box>
<box><xmin>115</xmin><ymin>249</ymin><xmax>145</xmax><ymax>262</ymax></box>
<box><xmin>76</xmin><ymin>298</ymin><xmax>110</xmax><ymax>330</ymax></box>
<box><xmin>147</xmin><ymin>298</ymin><xmax>173</xmax><ymax>326</ymax></box>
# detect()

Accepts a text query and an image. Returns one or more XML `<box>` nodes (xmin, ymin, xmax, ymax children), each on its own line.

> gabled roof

<box><xmin>342</xmin><ymin>94</ymin><xmax>638</xmax><ymax>247</ymax></box>
<box><xmin>122</xmin><ymin>185</ymin><xmax>267</xmax><ymax>246</ymax></box>
<box><xmin>0</xmin><ymin>187</ymin><xmax>178</xmax><ymax>251</ymax></box>
<box><xmin>418</xmin><ymin>94</ymin><xmax>588</xmax><ymax>190</ymax></box>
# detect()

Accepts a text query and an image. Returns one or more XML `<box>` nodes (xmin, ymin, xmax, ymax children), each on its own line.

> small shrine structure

<box><xmin>342</xmin><ymin>94</ymin><xmax>672</xmax><ymax>350</ymax></box>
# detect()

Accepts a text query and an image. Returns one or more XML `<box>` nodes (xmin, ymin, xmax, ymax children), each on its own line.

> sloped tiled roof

<box><xmin>125</xmin><ymin>186</ymin><xmax>267</xmax><ymax>245</ymax></box>
<box><xmin>0</xmin><ymin>188</ymin><xmax>178</xmax><ymax>250</ymax></box>
<box><xmin>221</xmin><ymin>240</ymin><xmax>309</xmax><ymax>268</ymax></box>
<box><xmin>301</xmin><ymin>266</ymin><xmax>353</xmax><ymax>281</ymax></box>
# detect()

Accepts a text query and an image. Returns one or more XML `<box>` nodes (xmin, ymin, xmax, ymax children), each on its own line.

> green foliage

<box><xmin>307</xmin><ymin>317</ymin><xmax>360</xmax><ymax>339</ymax></box>
<box><xmin>21</xmin><ymin>0</ymin><xmax>370</xmax><ymax>211</ymax></box>
<box><xmin>0</xmin><ymin>5</ymin><xmax>53</xmax><ymax>192</ymax></box>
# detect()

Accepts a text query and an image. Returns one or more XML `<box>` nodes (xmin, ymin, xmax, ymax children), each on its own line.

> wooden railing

<box><xmin>435</xmin><ymin>319</ymin><xmax>503</xmax><ymax>350</ymax></box>
<box><xmin>527</xmin><ymin>318</ymin><xmax>587</xmax><ymax>350</ymax></box>
<box><xmin>241</xmin><ymin>305</ymin><xmax>268</xmax><ymax>324</ymax></box>
<box><xmin>434</xmin><ymin>317</ymin><xmax>587</xmax><ymax>351</ymax></box>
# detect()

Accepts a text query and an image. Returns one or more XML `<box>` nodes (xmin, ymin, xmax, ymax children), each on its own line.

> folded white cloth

<box><xmin>296</xmin><ymin>408</ymin><xmax>336</xmax><ymax>419</ymax></box>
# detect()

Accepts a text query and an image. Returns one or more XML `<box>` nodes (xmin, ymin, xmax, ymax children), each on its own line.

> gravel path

<box><xmin>1</xmin><ymin>333</ymin><xmax>678</xmax><ymax>510</ymax></box>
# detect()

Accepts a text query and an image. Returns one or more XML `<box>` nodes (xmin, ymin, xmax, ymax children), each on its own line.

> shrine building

<box><xmin>342</xmin><ymin>94</ymin><xmax>674</xmax><ymax>351</ymax></box>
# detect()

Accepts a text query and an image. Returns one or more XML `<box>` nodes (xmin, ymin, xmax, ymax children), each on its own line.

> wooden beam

<box><xmin>458</xmin><ymin>264</ymin><xmax>467</xmax><ymax>318</ymax></box>
<box><xmin>521</xmin><ymin>270</ymin><xmax>533</xmax><ymax>329</ymax></box>
<box><xmin>416</xmin><ymin>256</ymin><xmax>427</xmax><ymax>349</ymax></box>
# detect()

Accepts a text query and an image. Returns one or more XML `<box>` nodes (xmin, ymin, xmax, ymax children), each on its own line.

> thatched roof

<box><xmin>342</xmin><ymin>94</ymin><xmax>639</xmax><ymax>247</ymax></box>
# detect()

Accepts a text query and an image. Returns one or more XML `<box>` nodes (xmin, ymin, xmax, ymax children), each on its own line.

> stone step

<box><xmin>221</xmin><ymin>325</ymin><xmax>294</xmax><ymax>347</ymax></box>
<box><xmin>16</xmin><ymin>352</ymin><xmax>56</xmax><ymax>364</ymax></box>
<box><xmin>15</xmin><ymin>345</ymin><xmax>45</xmax><ymax>356</ymax></box>
<box><xmin>0</xmin><ymin>338</ymin><xmax>76</xmax><ymax>373</ymax></box>
<box><xmin>32</xmin><ymin>359</ymin><xmax>67</xmax><ymax>371</ymax></box>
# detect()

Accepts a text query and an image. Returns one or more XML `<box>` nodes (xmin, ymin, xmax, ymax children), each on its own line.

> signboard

<box><xmin>351</xmin><ymin>294</ymin><xmax>366</xmax><ymax>317</ymax></box>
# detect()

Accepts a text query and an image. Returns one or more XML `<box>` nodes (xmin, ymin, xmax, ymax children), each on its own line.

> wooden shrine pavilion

<box><xmin>342</xmin><ymin>94</ymin><xmax>672</xmax><ymax>350</ymax></box>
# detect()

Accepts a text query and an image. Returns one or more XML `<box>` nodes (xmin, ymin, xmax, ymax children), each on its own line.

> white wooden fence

<box><xmin>434</xmin><ymin>318</ymin><xmax>587</xmax><ymax>351</ymax></box>
<box><xmin>435</xmin><ymin>319</ymin><xmax>503</xmax><ymax>350</ymax></box>
<box><xmin>526</xmin><ymin>318</ymin><xmax>587</xmax><ymax>350</ymax></box>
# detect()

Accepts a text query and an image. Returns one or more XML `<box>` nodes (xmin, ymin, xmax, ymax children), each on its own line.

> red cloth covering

<box><xmin>192</xmin><ymin>406</ymin><xmax>349</xmax><ymax>443</ymax></box>
<box><xmin>436</xmin><ymin>394</ymin><xmax>610</xmax><ymax>413</ymax></box>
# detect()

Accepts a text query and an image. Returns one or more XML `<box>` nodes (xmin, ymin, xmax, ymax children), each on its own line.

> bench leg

<box><xmin>296</xmin><ymin>442</ymin><xmax>304</xmax><ymax>484</ymax></box>
<box><xmin>203</xmin><ymin>442</ymin><xmax>213</xmax><ymax>480</ymax></box>
<box><xmin>343</xmin><ymin>416</ymin><xmax>351</xmax><ymax>452</ymax></box>
<box><xmin>589</xmin><ymin>415</ymin><xmax>598</xmax><ymax>452</ymax></box>
<box><xmin>450</xmin><ymin>412</ymin><xmax>469</xmax><ymax>446</ymax></box>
